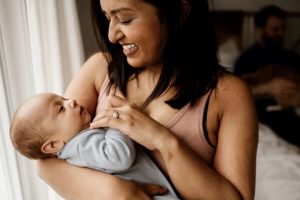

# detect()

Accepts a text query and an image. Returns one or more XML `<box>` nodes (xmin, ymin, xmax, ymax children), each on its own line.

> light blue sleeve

<box><xmin>77</xmin><ymin>128</ymin><xmax>136</xmax><ymax>173</ymax></box>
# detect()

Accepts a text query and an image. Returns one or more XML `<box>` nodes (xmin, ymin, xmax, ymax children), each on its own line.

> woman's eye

<box><xmin>120</xmin><ymin>19</ymin><xmax>132</xmax><ymax>24</ymax></box>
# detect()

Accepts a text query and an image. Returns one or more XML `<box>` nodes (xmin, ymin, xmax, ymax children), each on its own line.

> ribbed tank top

<box><xmin>96</xmin><ymin>77</ymin><xmax>215</xmax><ymax>171</ymax></box>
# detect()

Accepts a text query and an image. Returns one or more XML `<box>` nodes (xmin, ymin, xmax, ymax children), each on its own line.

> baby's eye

<box><xmin>58</xmin><ymin>105</ymin><xmax>65</xmax><ymax>113</ymax></box>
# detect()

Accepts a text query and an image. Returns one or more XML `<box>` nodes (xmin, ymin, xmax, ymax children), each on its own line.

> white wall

<box><xmin>213</xmin><ymin>0</ymin><xmax>300</xmax><ymax>13</ymax></box>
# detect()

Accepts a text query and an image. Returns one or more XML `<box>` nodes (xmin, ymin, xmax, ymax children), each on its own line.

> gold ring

<box><xmin>112</xmin><ymin>110</ymin><xmax>119</xmax><ymax>119</ymax></box>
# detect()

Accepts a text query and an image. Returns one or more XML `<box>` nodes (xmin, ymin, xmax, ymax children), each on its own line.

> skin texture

<box><xmin>37</xmin><ymin>0</ymin><xmax>258</xmax><ymax>199</ymax></box>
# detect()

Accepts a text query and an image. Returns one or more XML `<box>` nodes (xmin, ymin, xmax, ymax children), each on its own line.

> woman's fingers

<box><xmin>93</xmin><ymin>94</ymin><xmax>129</xmax><ymax>122</ymax></box>
<box><xmin>92</xmin><ymin>107</ymin><xmax>121</xmax><ymax>122</ymax></box>
<box><xmin>91</xmin><ymin>94</ymin><xmax>170</xmax><ymax>150</ymax></box>
<box><xmin>90</xmin><ymin>110</ymin><xmax>127</xmax><ymax>130</ymax></box>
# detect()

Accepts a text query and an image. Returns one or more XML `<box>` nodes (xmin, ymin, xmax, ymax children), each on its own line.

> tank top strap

<box><xmin>96</xmin><ymin>76</ymin><xmax>110</xmax><ymax>115</ymax></box>
<box><xmin>202</xmin><ymin>90</ymin><xmax>215</xmax><ymax>148</ymax></box>
<box><xmin>166</xmin><ymin>90</ymin><xmax>215</xmax><ymax>164</ymax></box>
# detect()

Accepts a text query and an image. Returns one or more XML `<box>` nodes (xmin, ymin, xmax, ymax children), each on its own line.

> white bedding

<box><xmin>255</xmin><ymin>123</ymin><xmax>300</xmax><ymax>200</ymax></box>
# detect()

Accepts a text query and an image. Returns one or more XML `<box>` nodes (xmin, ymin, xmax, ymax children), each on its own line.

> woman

<box><xmin>37</xmin><ymin>0</ymin><xmax>258</xmax><ymax>199</ymax></box>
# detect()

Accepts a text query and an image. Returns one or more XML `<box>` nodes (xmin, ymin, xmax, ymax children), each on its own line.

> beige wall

<box><xmin>76</xmin><ymin>0</ymin><xmax>98</xmax><ymax>59</ymax></box>
<box><xmin>213</xmin><ymin>0</ymin><xmax>300</xmax><ymax>13</ymax></box>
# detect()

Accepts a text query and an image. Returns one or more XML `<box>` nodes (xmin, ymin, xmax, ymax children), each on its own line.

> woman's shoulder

<box><xmin>84</xmin><ymin>52</ymin><xmax>108</xmax><ymax>74</ymax></box>
<box><xmin>64</xmin><ymin>52</ymin><xmax>109</xmax><ymax>114</ymax></box>
<box><xmin>82</xmin><ymin>52</ymin><xmax>109</xmax><ymax>91</ymax></box>
<box><xmin>215</xmin><ymin>72</ymin><xmax>255</xmax><ymax>112</ymax></box>
<box><xmin>217</xmin><ymin>72</ymin><xmax>251</xmax><ymax>92</ymax></box>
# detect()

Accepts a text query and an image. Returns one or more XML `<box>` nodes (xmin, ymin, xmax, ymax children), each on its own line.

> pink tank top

<box><xmin>96</xmin><ymin>77</ymin><xmax>215</xmax><ymax>170</ymax></box>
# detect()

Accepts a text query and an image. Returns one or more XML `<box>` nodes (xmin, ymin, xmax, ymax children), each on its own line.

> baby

<box><xmin>10</xmin><ymin>92</ymin><xmax>179</xmax><ymax>200</ymax></box>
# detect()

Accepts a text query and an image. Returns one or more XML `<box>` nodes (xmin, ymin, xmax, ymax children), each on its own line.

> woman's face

<box><xmin>100</xmin><ymin>0</ymin><xmax>165</xmax><ymax>68</ymax></box>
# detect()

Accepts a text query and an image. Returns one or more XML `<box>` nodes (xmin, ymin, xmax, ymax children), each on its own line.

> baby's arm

<box><xmin>70</xmin><ymin>128</ymin><xmax>136</xmax><ymax>173</ymax></box>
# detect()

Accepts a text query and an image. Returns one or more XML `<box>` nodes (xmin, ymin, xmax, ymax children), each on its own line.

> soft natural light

<box><xmin>0</xmin><ymin>151</ymin><xmax>10</xmax><ymax>200</ymax></box>
<box><xmin>0</xmin><ymin>0</ymin><xmax>83</xmax><ymax>199</ymax></box>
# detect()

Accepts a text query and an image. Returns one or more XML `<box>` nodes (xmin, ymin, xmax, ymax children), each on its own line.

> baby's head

<box><xmin>10</xmin><ymin>92</ymin><xmax>91</xmax><ymax>159</ymax></box>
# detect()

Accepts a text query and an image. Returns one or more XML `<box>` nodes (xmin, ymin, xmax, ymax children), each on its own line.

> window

<box><xmin>0</xmin><ymin>1</ymin><xmax>84</xmax><ymax>199</ymax></box>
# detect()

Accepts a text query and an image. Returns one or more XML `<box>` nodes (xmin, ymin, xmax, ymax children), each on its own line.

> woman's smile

<box><xmin>122</xmin><ymin>43</ymin><xmax>139</xmax><ymax>56</ymax></box>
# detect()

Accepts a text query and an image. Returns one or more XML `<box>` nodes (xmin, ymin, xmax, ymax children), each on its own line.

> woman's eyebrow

<box><xmin>102</xmin><ymin>7</ymin><xmax>134</xmax><ymax>16</ymax></box>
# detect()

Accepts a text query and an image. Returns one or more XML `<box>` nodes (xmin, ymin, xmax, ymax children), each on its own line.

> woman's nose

<box><xmin>108</xmin><ymin>22</ymin><xmax>124</xmax><ymax>44</ymax></box>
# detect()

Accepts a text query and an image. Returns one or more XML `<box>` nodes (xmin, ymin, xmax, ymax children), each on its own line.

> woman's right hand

<box><xmin>91</xmin><ymin>95</ymin><xmax>174</xmax><ymax>151</ymax></box>
<box><xmin>36</xmin><ymin>158</ymin><xmax>166</xmax><ymax>200</ymax></box>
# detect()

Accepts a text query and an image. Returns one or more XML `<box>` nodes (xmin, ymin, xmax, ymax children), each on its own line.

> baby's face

<box><xmin>26</xmin><ymin>93</ymin><xmax>92</xmax><ymax>142</ymax></box>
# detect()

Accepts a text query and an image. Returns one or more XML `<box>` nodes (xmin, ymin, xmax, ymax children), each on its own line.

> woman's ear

<box><xmin>41</xmin><ymin>138</ymin><xmax>65</xmax><ymax>154</ymax></box>
<box><xmin>180</xmin><ymin>0</ymin><xmax>191</xmax><ymax>25</ymax></box>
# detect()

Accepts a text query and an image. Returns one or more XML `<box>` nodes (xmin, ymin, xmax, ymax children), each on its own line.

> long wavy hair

<box><xmin>91</xmin><ymin>0</ymin><xmax>223</xmax><ymax>109</ymax></box>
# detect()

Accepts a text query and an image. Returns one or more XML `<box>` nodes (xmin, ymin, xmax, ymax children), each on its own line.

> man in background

<box><xmin>234</xmin><ymin>5</ymin><xmax>300</xmax><ymax>146</ymax></box>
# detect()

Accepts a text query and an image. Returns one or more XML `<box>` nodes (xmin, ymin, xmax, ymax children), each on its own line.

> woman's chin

<box><xmin>127</xmin><ymin>59</ymin><xmax>143</xmax><ymax>68</ymax></box>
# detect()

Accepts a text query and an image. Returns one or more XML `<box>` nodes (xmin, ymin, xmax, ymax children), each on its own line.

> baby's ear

<box><xmin>41</xmin><ymin>138</ymin><xmax>64</xmax><ymax>154</ymax></box>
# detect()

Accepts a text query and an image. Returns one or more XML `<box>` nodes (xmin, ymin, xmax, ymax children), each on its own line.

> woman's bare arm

<box><xmin>36</xmin><ymin>159</ymin><xmax>166</xmax><ymax>200</ymax></box>
<box><xmin>159</xmin><ymin>74</ymin><xmax>258</xmax><ymax>199</ymax></box>
<box><xmin>36</xmin><ymin>159</ymin><xmax>120</xmax><ymax>200</ymax></box>
<box><xmin>64</xmin><ymin>53</ymin><xmax>108</xmax><ymax>116</ymax></box>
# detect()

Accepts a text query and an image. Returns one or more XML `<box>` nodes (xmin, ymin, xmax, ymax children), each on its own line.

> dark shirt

<box><xmin>233</xmin><ymin>43</ymin><xmax>300</xmax><ymax>146</ymax></box>
<box><xmin>234</xmin><ymin>43</ymin><xmax>300</xmax><ymax>75</ymax></box>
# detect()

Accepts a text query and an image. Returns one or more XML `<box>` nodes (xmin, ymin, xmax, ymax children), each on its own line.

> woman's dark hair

<box><xmin>255</xmin><ymin>5</ymin><xmax>286</xmax><ymax>28</ymax></box>
<box><xmin>91</xmin><ymin>0</ymin><xmax>222</xmax><ymax>109</ymax></box>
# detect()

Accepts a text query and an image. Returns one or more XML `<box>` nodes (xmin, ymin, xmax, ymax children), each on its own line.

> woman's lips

<box><xmin>122</xmin><ymin>44</ymin><xmax>138</xmax><ymax>56</ymax></box>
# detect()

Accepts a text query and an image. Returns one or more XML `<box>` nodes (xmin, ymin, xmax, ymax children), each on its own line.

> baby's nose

<box><xmin>69</xmin><ymin>99</ymin><xmax>78</xmax><ymax>108</ymax></box>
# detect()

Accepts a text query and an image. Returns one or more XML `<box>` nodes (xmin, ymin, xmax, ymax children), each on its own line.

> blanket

<box><xmin>255</xmin><ymin>123</ymin><xmax>300</xmax><ymax>200</ymax></box>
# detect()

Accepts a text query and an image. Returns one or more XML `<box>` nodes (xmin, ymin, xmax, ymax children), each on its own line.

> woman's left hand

<box><xmin>90</xmin><ymin>95</ymin><xmax>171</xmax><ymax>150</ymax></box>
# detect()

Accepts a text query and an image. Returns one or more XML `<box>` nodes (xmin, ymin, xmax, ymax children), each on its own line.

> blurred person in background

<box><xmin>234</xmin><ymin>5</ymin><xmax>300</xmax><ymax>146</ymax></box>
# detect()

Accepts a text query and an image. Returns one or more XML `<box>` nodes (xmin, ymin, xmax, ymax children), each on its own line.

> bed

<box><xmin>255</xmin><ymin>123</ymin><xmax>300</xmax><ymax>200</ymax></box>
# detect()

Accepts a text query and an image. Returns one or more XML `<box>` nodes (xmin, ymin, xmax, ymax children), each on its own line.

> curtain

<box><xmin>0</xmin><ymin>0</ymin><xmax>84</xmax><ymax>199</ymax></box>
<box><xmin>241</xmin><ymin>14</ymin><xmax>256</xmax><ymax>50</ymax></box>
<box><xmin>285</xmin><ymin>16</ymin><xmax>300</xmax><ymax>50</ymax></box>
